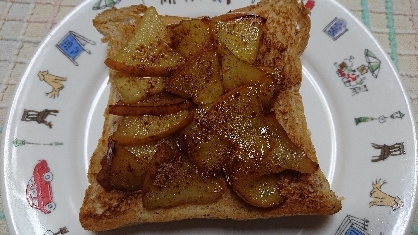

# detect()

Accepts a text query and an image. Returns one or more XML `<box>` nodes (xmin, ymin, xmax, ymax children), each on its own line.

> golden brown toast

<box><xmin>79</xmin><ymin>0</ymin><xmax>342</xmax><ymax>231</ymax></box>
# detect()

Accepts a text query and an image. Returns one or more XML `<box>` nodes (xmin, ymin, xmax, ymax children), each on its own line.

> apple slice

<box><xmin>201</xmin><ymin>84</ymin><xmax>288</xmax><ymax>208</ymax></box>
<box><xmin>221</xmin><ymin>45</ymin><xmax>273</xmax><ymax>92</ymax></box>
<box><xmin>111</xmin><ymin>110</ymin><xmax>193</xmax><ymax>145</ymax></box>
<box><xmin>229</xmin><ymin>170</ymin><xmax>286</xmax><ymax>208</ymax></box>
<box><xmin>142</xmin><ymin>143</ymin><xmax>224</xmax><ymax>209</ymax></box>
<box><xmin>105</xmin><ymin>6</ymin><xmax>184</xmax><ymax>76</ymax></box>
<box><xmin>224</xmin><ymin>146</ymin><xmax>287</xmax><ymax>208</ymax></box>
<box><xmin>224</xmin><ymin>113</ymin><xmax>317</xmax><ymax>208</ymax></box>
<box><xmin>212</xmin><ymin>14</ymin><xmax>265</xmax><ymax>64</ymax></box>
<box><xmin>203</xmin><ymin>84</ymin><xmax>273</xmax><ymax>147</ymax></box>
<box><xmin>203</xmin><ymin>85</ymin><xmax>273</xmax><ymax>190</ymax></box>
<box><xmin>264</xmin><ymin>113</ymin><xmax>318</xmax><ymax>173</ymax></box>
<box><xmin>169</xmin><ymin>17</ymin><xmax>214</xmax><ymax>58</ymax></box>
<box><xmin>165</xmin><ymin>50</ymin><xmax>223</xmax><ymax>104</ymax></box>
<box><xmin>96</xmin><ymin>139</ymin><xmax>117</xmax><ymax>191</ymax></box>
<box><xmin>108</xmin><ymin>99</ymin><xmax>193</xmax><ymax>116</ymax></box>
<box><xmin>111</xmin><ymin>72</ymin><xmax>165</xmax><ymax>104</ymax></box>
<box><xmin>108</xmin><ymin>142</ymin><xmax>156</xmax><ymax>191</ymax></box>
<box><xmin>178</xmin><ymin>120</ymin><xmax>233</xmax><ymax>174</ymax></box>
<box><xmin>124</xmin><ymin>140</ymin><xmax>162</xmax><ymax>159</ymax></box>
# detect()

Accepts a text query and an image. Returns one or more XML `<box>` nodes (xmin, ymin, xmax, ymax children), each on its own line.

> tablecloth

<box><xmin>0</xmin><ymin>0</ymin><xmax>417</xmax><ymax>234</ymax></box>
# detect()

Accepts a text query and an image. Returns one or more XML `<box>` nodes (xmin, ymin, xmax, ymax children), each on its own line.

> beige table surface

<box><xmin>0</xmin><ymin>0</ymin><xmax>417</xmax><ymax>234</ymax></box>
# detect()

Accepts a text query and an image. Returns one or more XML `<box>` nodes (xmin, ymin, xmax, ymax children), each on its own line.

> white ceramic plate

<box><xmin>1</xmin><ymin>0</ymin><xmax>417</xmax><ymax>234</ymax></box>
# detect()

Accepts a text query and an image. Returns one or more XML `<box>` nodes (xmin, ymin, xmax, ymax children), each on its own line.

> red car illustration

<box><xmin>26</xmin><ymin>160</ymin><xmax>56</xmax><ymax>214</ymax></box>
<box><xmin>304</xmin><ymin>0</ymin><xmax>315</xmax><ymax>10</ymax></box>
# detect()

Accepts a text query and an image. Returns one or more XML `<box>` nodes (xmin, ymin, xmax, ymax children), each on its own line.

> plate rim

<box><xmin>0</xmin><ymin>0</ymin><xmax>417</xmax><ymax>234</ymax></box>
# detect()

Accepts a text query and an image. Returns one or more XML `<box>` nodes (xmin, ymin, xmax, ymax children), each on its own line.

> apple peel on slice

<box><xmin>108</xmin><ymin>99</ymin><xmax>194</xmax><ymax>116</ymax></box>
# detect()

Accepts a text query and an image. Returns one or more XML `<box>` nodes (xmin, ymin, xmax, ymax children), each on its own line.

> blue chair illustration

<box><xmin>56</xmin><ymin>31</ymin><xmax>96</xmax><ymax>66</ymax></box>
<box><xmin>324</xmin><ymin>17</ymin><xmax>348</xmax><ymax>41</ymax></box>
<box><xmin>335</xmin><ymin>215</ymin><xmax>369</xmax><ymax>235</ymax></box>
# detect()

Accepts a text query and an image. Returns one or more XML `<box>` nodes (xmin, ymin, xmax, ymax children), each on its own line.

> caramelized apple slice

<box><xmin>212</xmin><ymin>15</ymin><xmax>265</xmax><ymax>64</ymax></box>
<box><xmin>96</xmin><ymin>139</ymin><xmax>117</xmax><ymax>191</ymax></box>
<box><xmin>178</xmin><ymin>120</ymin><xmax>233</xmax><ymax>174</ymax></box>
<box><xmin>124</xmin><ymin>141</ymin><xmax>162</xmax><ymax>159</ymax></box>
<box><xmin>111</xmin><ymin>110</ymin><xmax>193</xmax><ymax>145</ymax></box>
<box><xmin>224</xmin><ymin>145</ymin><xmax>286</xmax><ymax>208</ymax></box>
<box><xmin>230</xmin><ymin>172</ymin><xmax>286</xmax><ymax>208</ymax></box>
<box><xmin>111</xmin><ymin>73</ymin><xmax>165</xmax><ymax>104</ymax></box>
<box><xmin>264</xmin><ymin>114</ymin><xmax>318</xmax><ymax>173</ymax></box>
<box><xmin>109</xmin><ymin>99</ymin><xmax>193</xmax><ymax>116</ymax></box>
<box><xmin>165</xmin><ymin>50</ymin><xmax>223</xmax><ymax>104</ymax></box>
<box><xmin>105</xmin><ymin>7</ymin><xmax>184</xmax><ymax>76</ymax></box>
<box><xmin>223</xmin><ymin>113</ymin><xmax>316</xmax><ymax>208</ymax></box>
<box><xmin>108</xmin><ymin>142</ymin><xmax>156</xmax><ymax>191</ymax></box>
<box><xmin>201</xmin><ymin>85</ymin><xmax>278</xmax><ymax>185</ymax></box>
<box><xmin>203</xmin><ymin>84</ymin><xmax>273</xmax><ymax>147</ymax></box>
<box><xmin>169</xmin><ymin>17</ymin><xmax>214</xmax><ymax>58</ymax></box>
<box><xmin>142</xmin><ymin>143</ymin><xmax>224</xmax><ymax>209</ymax></box>
<box><xmin>224</xmin><ymin>138</ymin><xmax>287</xmax><ymax>208</ymax></box>
<box><xmin>221</xmin><ymin>45</ymin><xmax>273</xmax><ymax>92</ymax></box>
<box><xmin>200</xmin><ymin>84</ymin><xmax>287</xmax><ymax>208</ymax></box>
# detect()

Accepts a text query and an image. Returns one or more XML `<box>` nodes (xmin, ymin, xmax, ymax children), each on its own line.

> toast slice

<box><xmin>79</xmin><ymin>0</ymin><xmax>342</xmax><ymax>231</ymax></box>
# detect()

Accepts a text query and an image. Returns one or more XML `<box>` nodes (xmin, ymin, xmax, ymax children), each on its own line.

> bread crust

<box><xmin>80</xmin><ymin>0</ymin><xmax>342</xmax><ymax>231</ymax></box>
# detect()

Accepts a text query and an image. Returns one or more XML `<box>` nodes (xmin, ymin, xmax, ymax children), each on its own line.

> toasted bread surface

<box><xmin>80</xmin><ymin>0</ymin><xmax>342</xmax><ymax>231</ymax></box>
